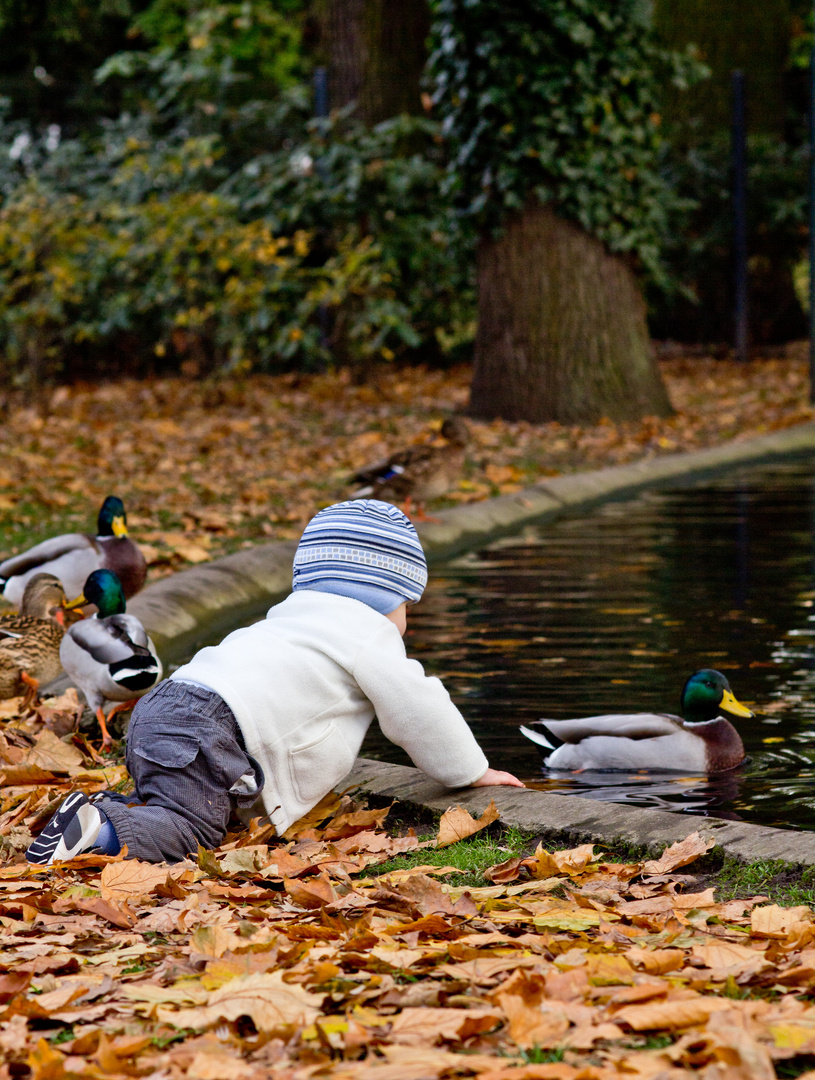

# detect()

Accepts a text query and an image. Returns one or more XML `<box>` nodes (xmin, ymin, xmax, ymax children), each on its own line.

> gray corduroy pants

<box><xmin>95</xmin><ymin>680</ymin><xmax>265</xmax><ymax>864</ymax></box>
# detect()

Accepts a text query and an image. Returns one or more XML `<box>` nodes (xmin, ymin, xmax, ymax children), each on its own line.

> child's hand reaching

<box><xmin>472</xmin><ymin>768</ymin><xmax>525</xmax><ymax>788</ymax></box>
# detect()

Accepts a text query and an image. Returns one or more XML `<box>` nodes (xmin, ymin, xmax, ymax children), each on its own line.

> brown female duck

<box><xmin>350</xmin><ymin>417</ymin><xmax>470</xmax><ymax>518</ymax></box>
<box><xmin>0</xmin><ymin>573</ymin><xmax>73</xmax><ymax>702</ymax></box>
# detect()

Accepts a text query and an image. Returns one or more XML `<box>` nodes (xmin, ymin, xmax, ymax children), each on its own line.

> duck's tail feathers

<box><xmin>520</xmin><ymin>722</ymin><xmax>556</xmax><ymax>751</ymax></box>
<box><xmin>351</xmin><ymin>485</ymin><xmax>375</xmax><ymax>499</ymax></box>
<box><xmin>109</xmin><ymin>654</ymin><xmax>160</xmax><ymax>692</ymax></box>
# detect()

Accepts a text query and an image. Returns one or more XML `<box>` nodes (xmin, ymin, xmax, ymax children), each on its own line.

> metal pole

<box><xmin>313</xmin><ymin>66</ymin><xmax>329</xmax><ymax>119</ymax></box>
<box><xmin>732</xmin><ymin>70</ymin><xmax>749</xmax><ymax>364</ymax></box>
<box><xmin>809</xmin><ymin>18</ymin><xmax>815</xmax><ymax>402</ymax></box>
<box><xmin>313</xmin><ymin>67</ymin><xmax>331</xmax><ymax>359</ymax></box>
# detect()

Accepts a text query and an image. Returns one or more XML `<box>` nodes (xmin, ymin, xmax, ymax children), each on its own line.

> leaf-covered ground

<box><xmin>0</xmin><ymin>353</ymin><xmax>812</xmax><ymax>572</ymax></box>
<box><xmin>1</xmin><ymin>692</ymin><xmax>815</xmax><ymax>1079</ymax></box>
<box><xmin>3</xmin><ymin>356</ymin><xmax>815</xmax><ymax>1076</ymax></box>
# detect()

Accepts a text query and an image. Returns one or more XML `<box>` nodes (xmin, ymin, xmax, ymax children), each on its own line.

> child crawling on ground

<box><xmin>27</xmin><ymin>499</ymin><xmax>524</xmax><ymax>865</ymax></box>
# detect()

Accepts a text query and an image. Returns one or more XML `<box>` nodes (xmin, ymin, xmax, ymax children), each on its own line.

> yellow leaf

<box><xmin>524</xmin><ymin>843</ymin><xmax>598</xmax><ymax>879</ymax></box>
<box><xmin>642</xmin><ymin>831</ymin><xmax>715</xmax><ymax>875</ymax></box>
<box><xmin>437</xmin><ymin>800</ymin><xmax>499</xmax><ymax>848</ymax></box>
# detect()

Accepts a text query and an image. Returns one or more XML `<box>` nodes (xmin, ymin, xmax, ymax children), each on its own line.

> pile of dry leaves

<box><xmin>0</xmin><ymin>690</ymin><xmax>814</xmax><ymax>1079</ymax></box>
<box><xmin>0</xmin><ymin>354</ymin><xmax>812</xmax><ymax>574</ymax></box>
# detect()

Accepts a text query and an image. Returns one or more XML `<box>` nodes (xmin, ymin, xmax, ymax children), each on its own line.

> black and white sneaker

<box><xmin>26</xmin><ymin>792</ymin><xmax>104</xmax><ymax>865</ymax></box>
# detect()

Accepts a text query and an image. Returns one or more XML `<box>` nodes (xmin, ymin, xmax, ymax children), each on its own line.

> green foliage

<box><xmin>98</xmin><ymin>0</ymin><xmax>304</xmax><ymax>124</ymax></box>
<box><xmin>371</xmin><ymin>826</ymin><xmax>531</xmax><ymax>888</ymax></box>
<box><xmin>427</xmin><ymin>0</ymin><xmax>705</xmax><ymax>282</ymax></box>
<box><xmin>0</xmin><ymin>80</ymin><xmax>473</xmax><ymax>381</ymax></box>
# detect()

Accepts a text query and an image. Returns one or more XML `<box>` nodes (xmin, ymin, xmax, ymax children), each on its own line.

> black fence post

<box><xmin>314</xmin><ymin>66</ymin><xmax>329</xmax><ymax>120</ymax></box>
<box><xmin>313</xmin><ymin>67</ymin><xmax>330</xmax><ymax>359</ymax></box>
<box><xmin>732</xmin><ymin>70</ymin><xmax>749</xmax><ymax>364</ymax></box>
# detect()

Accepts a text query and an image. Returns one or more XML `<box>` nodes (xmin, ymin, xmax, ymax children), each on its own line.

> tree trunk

<box><xmin>317</xmin><ymin>0</ymin><xmax>430</xmax><ymax>124</ymax></box>
<box><xmin>469</xmin><ymin>203</ymin><xmax>672</xmax><ymax>424</ymax></box>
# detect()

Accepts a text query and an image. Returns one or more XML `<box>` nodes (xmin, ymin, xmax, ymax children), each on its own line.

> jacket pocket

<box><xmin>289</xmin><ymin>723</ymin><xmax>356</xmax><ymax>807</ymax></box>
<box><xmin>131</xmin><ymin>733</ymin><xmax>201</xmax><ymax>770</ymax></box>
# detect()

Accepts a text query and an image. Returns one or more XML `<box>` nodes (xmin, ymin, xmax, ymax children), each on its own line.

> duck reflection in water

<box><xmin>523</xmin><ymin>767</ymin><xmax>747</xmax><ymax>819</ymax></box>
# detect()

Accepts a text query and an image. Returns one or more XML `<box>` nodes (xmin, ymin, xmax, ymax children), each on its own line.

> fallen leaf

<box><xmin>436</xmin><ymin>800</ymin><xmax>499</xmax><ymax>848</ymax></box>
<box><xmin>157</xmin><ymin>972</ymin><xmax>322</xmax><ymax>1033</ymax></box>
<box><xmin>642</xmin><ymin>831</ymin><xmax>715</xmax><ymax>875</ymax></box>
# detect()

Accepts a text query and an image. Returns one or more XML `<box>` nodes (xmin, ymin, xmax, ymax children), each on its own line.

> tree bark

<box><xmin>469</xmin><ymin>203</ymin><xmax>672</xmax><ymax>424</ymax></box>
<box><xmin>317</xmin><ymin>0</ymin><xmax>430</xmax><ymax>124</ymax></box>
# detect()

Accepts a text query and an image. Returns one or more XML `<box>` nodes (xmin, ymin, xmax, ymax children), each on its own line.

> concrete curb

<box><xmin>342</xmin><ymin>757</ymin><xmax>815</xmax><ymax>868</ymax></box>
<box><xmin>129</xmin><ymin>421</ymin><xmax>815</xmax><ymax>660</ymax></box>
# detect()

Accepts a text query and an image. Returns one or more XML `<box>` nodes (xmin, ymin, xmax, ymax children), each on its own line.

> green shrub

<box><xmin>0</xmin><ymin>105</ymin><xmax>473</xmax><ymax>382</ymax></box>
<box><xmin>0</xmin><ymin>0</ymin><xmax>475</xmax><ymax>383</ymax></box>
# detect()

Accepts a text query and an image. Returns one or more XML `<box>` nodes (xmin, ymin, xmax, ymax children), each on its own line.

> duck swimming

<box><xmin>0</xmin><ymin>496</ymin><xmax>147</xmax><ymax>608</ymax></box>
<box><xmin>61</xmin><ymin>569</ymin><xmax>162</xmax><ymax>748</ymax></box>
<box><xmin>520</xmin><ymin>669</ymin><xmax>753</xmax><ymax>774</ymax></box>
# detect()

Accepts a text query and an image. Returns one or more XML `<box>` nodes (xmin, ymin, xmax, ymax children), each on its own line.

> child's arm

<box><xmin>354</xmin><ymin>629</ymin><xmax>525</xmax><ymax>790</ymax></box>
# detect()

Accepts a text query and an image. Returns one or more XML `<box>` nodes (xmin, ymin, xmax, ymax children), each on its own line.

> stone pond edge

<box><xmin>342</xmin><ymin>757</ymin><xmax>815</xmax><ymax>869</ymax></box>
<box><xmin>117</xmin><ymin>422</ymin><xmax>815</xmax><ymax>865</ymax></box>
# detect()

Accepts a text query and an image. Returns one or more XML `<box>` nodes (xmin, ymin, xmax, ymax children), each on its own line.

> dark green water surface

<box><xmin>361</xmin><ymin>455</ymin><xmax>815</xmax><ymax>829</ymax></box>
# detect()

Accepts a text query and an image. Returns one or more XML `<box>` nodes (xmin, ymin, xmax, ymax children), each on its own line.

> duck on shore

<box><xmin>61</xmin><ymin>569</ymin><xmax>161</xmax><ymax>748</ymax></box>
<box><xmin>0</xmin><ymin>574</ymin><xmax>73</xmax><ymax>703</ymax></box>
<box><xmin>520</xmin><ymin>670</ymin><xmax>753</xmax><ymax>774</ymax></box>
<box><xmin>350</xmin><ymin>417</ymin><xmax>470</xmax><ymax>519</ymax></box>
<box><xmin>0</xmin><ymin>496</ymin><xmax>147</xmax><ymax>607</ymax></box>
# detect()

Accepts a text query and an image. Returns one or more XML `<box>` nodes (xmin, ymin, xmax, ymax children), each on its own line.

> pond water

<box><xmin>363</xmin><ymin>454</ymin><xmax>815</xmax><ymax>830</ymax></box>
<box><xmin>168</xmin><ymin>453</ymin><xmax>815</xmax><ymax>831</ymax></box>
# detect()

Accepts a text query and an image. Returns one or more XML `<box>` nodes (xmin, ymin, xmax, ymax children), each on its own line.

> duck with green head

<box><xmin>61</xmin><ymin>569</ymin><xmax>162</xmax><ymax>748</ymax></box>
<box><xmin>0</xmin><ymin>496</ymin><xmax>147</xmax><ymax>608</ymax></box>
<box><xmin>520</xmin><ymin>669</ymin><xmax>753</xmax><ymax>773</ymax></box>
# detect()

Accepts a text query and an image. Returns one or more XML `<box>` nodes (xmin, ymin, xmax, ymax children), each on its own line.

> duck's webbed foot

<box><xmin>98</xmin><ymin>699</ymin><xmax>139</xmax><ymax>750</ymax></box>
<box><xmin>20</xmin><ymin>671</ymin><xmax>40</xmax><ymax>712</ymax></box>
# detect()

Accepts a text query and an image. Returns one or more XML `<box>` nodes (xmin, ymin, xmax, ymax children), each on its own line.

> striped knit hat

<box><xmin>292</xmin><ymin>500</ymin><xmax>427</xmax><ymax>614</ymax></box>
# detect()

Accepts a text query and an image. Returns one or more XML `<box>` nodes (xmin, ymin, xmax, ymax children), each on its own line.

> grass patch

<box><xmin>372</xmin><ymin>794</ymin><xmax>815</xmax><ymax>906</ymax></box>
<box><xmin>777</xmin><ymin>1058</ymin><xmax>815</xmax><ymax>1079</ymax></box>
<box><xmin>712</xmin><ymin>856</ymin><xmax>815</xmax><ymax>907</ymax></box>
<box><xmin>372</xmin><ymin>824</ymin><xmax>535</xmax><ymax>888</ymax></box>
<box><xmin>522</xmin><ymin>1047</ymin><xmax>565</xmax><ymax>1064</ymax></box>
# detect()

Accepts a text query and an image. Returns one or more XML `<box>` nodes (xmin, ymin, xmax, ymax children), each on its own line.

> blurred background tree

<box><xmin>0</xmin><ymin>0</ymin><xmax>811</xmax><ymax>397</ymax></box>
<box><xmin>428</xmin><ymin>0</ymin><xmax>690</xmax><ymax>423</ymax></box>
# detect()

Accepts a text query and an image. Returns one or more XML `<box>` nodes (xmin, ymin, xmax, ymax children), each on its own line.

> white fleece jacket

<box><xmin>170</xmin><ymin>590</ymin><xmax>489</xmax><ymax>835</ymax></box>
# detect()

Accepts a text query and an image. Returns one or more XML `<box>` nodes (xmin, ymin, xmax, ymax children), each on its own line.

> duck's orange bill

<box><xmin>720</xmin><ymin>689</ymin><xmax>754</xmax><ymax>718</ymax></box>
<box><xmin>112</xmin><ymin>516</ymin><xmax>128</xmax><ymax>537</ymax></box>
<box><xmin>64</xmin><ymin>593</ymin><xmax>87</xmax><ymax>611</ymax></box>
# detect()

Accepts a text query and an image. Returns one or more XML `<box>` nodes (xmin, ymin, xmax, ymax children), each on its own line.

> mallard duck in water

<box><xmin>61</xmin><ymin>569</ymin><xmax>162</xmax><ymax>748</ymax></box>
<box><xmin>520</xmin><ymin>670</ymin><xmax>753</xmax><ymax>774</ymax></box>
<box><xmin>0</xmin><ymin>496</ymin><xmax>147</xmax><ymax>608</ymax></box>
<box><xmin>350</xmin><ymin>417</ymin><xmax>470</xmax><ymax>519</ymax></box>
<box><xmin>0</xmin><ymin>573</ymin><xmax>72</xmax><ymax>702</ymax></box>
